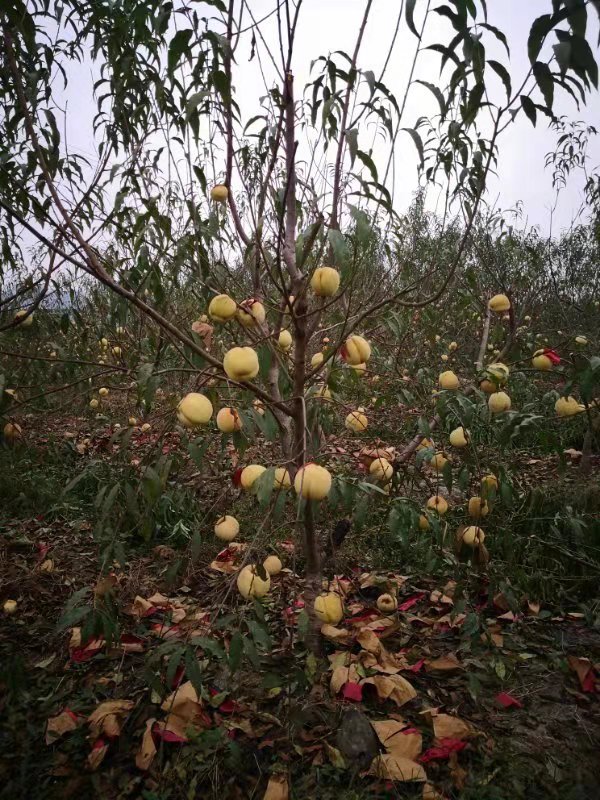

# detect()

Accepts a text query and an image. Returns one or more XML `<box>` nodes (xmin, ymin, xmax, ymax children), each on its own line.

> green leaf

<box><xmin>463</xmin><ymin>82</ymin><xmax>485</xmax><ymax>125</ymax></box>
<box><xmin>254</xmin><ymin>466</ymin><xmax>275</xmax><ymax>509</ymax></box>
<box><xmin>185</xmin><ymin>90</ymin><xmax>210</xmax><ymax>120</ymax></box>
<box><xmin>533</xmin><ymin>61</ymin><xmax>554</xmax><ymax>108</ymax></box>
<box><xmin>553</xmin><ymin>40</ymin><xmax>572</xmax><ymax>73</ymax></box>
<box><xmin>185</xmin><ymin>648</ymin><xmax>204</xmax><ymax>696</ymax></box>
<box><xmin>327</xmin><ymin>229</ymin><xmax>350</xmax><ymax>268</ymax></box>
<box><xmin>356</xmin><ymin>150</ymin><xmax>378</xmax><ymax>182</ymax></box>
<box><xmin>346</xmin><ymin>127</ymin><xmax>358</xmax><ymax>165</ymax></box>
<box><xmin>228</xmin><ymin>632</ymin><xmax>244</xmax><ymax>673</ymax></box>
<box><xmin>528</xmin><ymin>14</ymin><xmax>554</xmax><ymax>63</ymax></box>
<box><xmin>520</xmin><ymin>94</ymin><xmax>537</xmax><ymax>126</ymax></box>
<box><xmin>247</xmin><ymin>620</ymin><xmax>272</xmax><ymax>651</ymax></box>
<box><xmin>415</xmin><ymin>80</ymin><xmax>447</xmax><ymax>116</ymax></box>
<box><xmin>168</xmin><ymin>29</ymin><xmax>193</xmax><ymax>75</ymax></box>
<box><xmin>406</xmin><ymin>0</ymin><xmax>420</xmax><ymax>39</ymax></box>
<box><xmin>488</xmin><ymin>59</ymin><xmax>512</xmax><ymax>99</ymax></box>
<box><xmin>401</xmin><ymin>127</ymin><xmax>424</xmax><ymax>168</ymax></box>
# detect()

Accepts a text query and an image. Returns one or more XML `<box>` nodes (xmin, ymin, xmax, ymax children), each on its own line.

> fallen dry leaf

<box><xmin>369</xmin><ymin>753</ymin><xmax>426</xmax><ymax>782</ymax></box>
<box><xmin>45</xmin><ymin>709</ymin><xmax>83</xmax><ymax>744</ymax></box>
<box><xmin>161</xmin><ymin>681</ymin><xmax>205</xmax><ymax>723</ymax></box>
<box><xmin>87</xmin><ymin>738</ymin><xmax>109</xmax><ymax>770</ymax></box>
<box><xmin>567</xmin><ymin>655</ymin><xmax>597</xmax><ymax>692</ymax></box>
<box><xmin>88</xmin><ymin>699</ymin><xmax>134</xmax><ymax>739</ymax></box>
<box><xmin>136</xmin><ymin>718</ymin><xmax>157</xmax><ymax>770</ymax></box>
<box><xmin>361</xmin><ymin>674</ymin><xmax>417</xmax><ymax>707</ymax></box>
<box><xmin>425</xmin><ymin>653</ymin><xmax>462</xmax><ymax>672</ymax></box>
<box><xmin>263</xmin><ymin>774</ymin><xmax>289</xmax><ymax>800</ymax></box>
<box><xmin>373</xmin><ymin>720</ymin><xmax>422</xmax><ymax>760</ymax></box>
<box><xmin>320</xmin><ymin>624</ymin><xmax>350</xmax><ymax>642</ymax></box>
<box><xmin>432</xmin><ymin>713</ymin><xmax>476</xmax><ymax>741</ymax></box>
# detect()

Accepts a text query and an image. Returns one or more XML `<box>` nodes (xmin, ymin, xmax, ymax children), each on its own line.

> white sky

<box><xmin>60</xmin><ymin>0</ymin><xmax>600</xmax><ymax>235</ymax></box>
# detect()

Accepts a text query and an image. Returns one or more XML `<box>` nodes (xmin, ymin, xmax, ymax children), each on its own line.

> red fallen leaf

<box><xmin>495</xmin><ymin>692</ymin><xmax>523</xmax><ymax>709</ymax></box>
<box><xmin>344</xmin><ymin>610</ymin><xmax>379</xmax><ymax>625</ymax></box>
<box><xmin>141</xmin><ymin>606</ymin><xmax>159</xmax><ymax>618</ymax></box>
<box><xmin>71</xmin><ymin>638</ymin><xmax>105</xmax><ymax>663</ymax></box>
<box><xmin>419</xmin><ymin>739</ymin><xmax>467</xmax><ymax>762</ymax></box>
<box><xmin>209</xmin><ymin>688</ymin><xmax>240</xmax><ymax>713</ymax></box>
<box><xmin>119</xmin><ymin>633</ymin><xmax>145</xmax><ymax>653</ymax></box>
<box><xmin>232</xmin><ymin>467</ymin><xmax>243</xmax><ymax>487</ymax></box>
<box><xmin>543</xmin><ymin>348</ymin><xmax>561</xmax><ymax>365</ymax></box>
<box><xmin>408</xmin><ymin>659</ymin><xmax>425</xmax><ymax>673</ymax></box>
<box><xmin>582</xmin><ymin>671</ymin><xmax>597</xmax><ymax>693</ymax></box>
<box><xmin>37</xmin><ymin>541</ymin><xmax>50</xmax><ymax>562</ymax></box>
<box><xmin>152</xmin><ymin>726</ymin><xmax>187</xmax><ymax>744</ymax></box>
<box><xmin>398</xmin><ymin>592</ymin><xmax>427</xmax><ymax>612</ymax></box>
<box><xmin>171</xmin><ymin>665</ymin><xmax>186</xmax><ymax>689</ymax></box>
<box><xmin>216</xmin><ymin>547</ymin><xmax>236</xmax><ymax>562</ymax></box>
<box><xmin>402</xmin><ymin>727</ymin><xmax>419</xmax><ymax>735</ymax></box>
<box><xmin>342</xmin><ymin>682</ymin><xmax>363</xmax><ymax>702</ymax></box>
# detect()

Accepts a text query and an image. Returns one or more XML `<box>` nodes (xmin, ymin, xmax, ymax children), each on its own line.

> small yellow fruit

<box><xmin>488</xmin><ymin>391</ymin><xmax>511</xmax><ymax>414</ymax></box>
<box><xmin>314</xmin><ymin>592</ymin><xmax>344</xmax><ymax>624</ymax></box>
<box><xmin>532</xmin><ymin>350</ymin><xmax>552</xmax><ymax>370</ymax></box>
<box><xmin>448</xmin><ymin>341</ymin><xmax>458</xmax><ymax>352</ymax></box>
<box><xmin>426</xmin><ymin>495</ymin><xmax>448</xmax><ymax>514</ymax></box>
<box><xmin>418</xmin><ymin>514</ymin><xmax>430</xmax><ymax>531</ymax></box>
<box><xmin>3</xmin><ymin>422</ymin><xmax>22</xmax><ymax>442</ymax></box>
<box><xmin>177</xmin><ymin>392</ymin><xmax>213</xmax><ymax>427</ymax></box>
<box><xmin>263</xmin><ymin>555</ymin><xmax>282</xmax><ymax>576</ymax></box>
<box><xmin>237</xmin><ymin>299</ymin><xmax>266</xmax><ymax>327</ymax></box>
<box><xmin>462</xmin><ymin>526</ymin><xmax>485</xmax><ymax>547</ymax></box>
<box><xmin>214</xmin><ymin>515</ymin><xmax>239</xmax><ymax>541</ymax></box>
<box><xmin>468</xmin><ymin>496</ymin><xmax>489</xmax><ymax>518</ymax></box>
<box><xmin>112</xmin><ymin>346</ymin><xmax>122</xmax><ymax>357</ymax></box>
<box><xmin>237</xmin><ymin>564</ymin><xmax>270</xmax><ymax>598</ymax></box>
<box><xmin>555</xmin><ymin>396</ymin><xmax>585</xmax><ymax>417</ymax></box>
<box><xmin>524</xmin><ymin>315</ymin><xmax>531</xmax><ymax>322</ymax></box>
<box><xmin>14</xmin><ymin>309</ymin><xmax>33</xmax><ymax>327</ymax></box>
<box><xmin>3</xmin><ymin>599</ymin><xmax>17</xmax><ymax>614</ymax></box>
<box><xmin>211</xmin><ymin>184</ymin><xmax>229</xmax><ymax>203</ymax></box>
<box><xmin>435</xmin><ymin>335</ymin><xmax>441</xmax><ymax>343</ymax></box>
<box><xmin>277</xmin><ymin>329</ymin><xmax>293</xmax><ymax>350</ymax></box>
<box><xmin>417</xmin><ymin>438</ymin><xmax>434</xmax><ymax>451</ymax></box>
<box><xmin>274</xmin><ymin>467</ymin><xmax>291</xmax><ymax>490</ymax></box>
<box><xmin>141</xmin><ymin>423</ymin><xmax>151</xmax><ymax>432</ymax></box>
<box><xmin>430</xmin><ymin>453</ymin><xmax>448</xmax><ymax>472</ymax></box>
<box><xmin>223</xmin><ymin>347</ymin><xmax>260</xmax><ymax>381</ymax></box>
<box><xmin>116</xmin><ymin>326</ymin><xmax>125</xmax><ymax>335</ymax></box>
<box><xmin>369</xmin><ymin>457</ymin><xmax>393</xmax><ymax>482</ymax></box>
<box><xmin>575</xmin><ymin>336</ymin><xmax>588</xmax><ymax>346</ymax></box>
<box><xmin>488</xmin><ymin>294</ymin><xmax>511</xmax><ymax>312</ymax></box>
<box><xmin>311</xmin><ymin>352</ymin><xmax>324</xmax><ymax>368</ymax></box>
<box><xmin>441</xmin><ymin>354</ymin><xmax>449</xmax><ymax>362</ymax></box>
<box><xmin>377</xmin><ymin>593</ymin><xmax>397</xmax><ymax>613</ymax></box>
<box><xmin>240</xmin><ymin>464</ymin><xmax>267</xmax><ymax>490</ymax></box>
<box><xmin>315</xmin><ymin>385</ymin><xmax>331</xmax><ymax>401</ymax></box>
<box><xmin>128</xmin><ymin>417</ymin><xmax>137</xmax><ymax>426</ymax></box>
<box><xmin>216</xmin><ymin>407</ymin><xmax>242</xmax><ymax>433</ymax></box>
<box><xmin>310</xmin><ymin>266</ymin><xmax>340</xmax><ymax>297</ymax></box>
<box><xmin>439</xmin><ymin>370</ymin><xmax>459</xmax><ymax>390</ymax></box>
<box><xmin>294</xmin><ymin>463</ymin><xmax>332</xmax><ymax>500</ymax></box>
<box><xmin>481</xmin><ymin>474</ymin><xmax>499</xmax><ymax>495</ymax></box>
<box><xmin>89</xmin><ymin>399</ymin><xmax>99</xmax><ymax>410</ymax></box>
<box><xmin>342</xmin><ymin>334</ymin><xmax>371</xmax><ymax>365</ymax></box>
<box><xmin>100</xmin><ymin>337</ymin><xmax>108</xmax><ymax>348</ymax></box>
<box><xmin>345</xmin><ymin>410</ymin><xmax>368</xmax><ymax>432</ymax></box>
<box><xmin>208</xmin><ymin>293</ymin><xmax>237</xmax><ymax>322</ymax></box>
<box><xmin>351</xmin><ymin>362</ymin><xmax>367</xmax><ymax>376</ymax></box>
<box><xmin>449</xmin><ymin>427</ymin><xmax>469</xmax><ymax>448</ymax></box>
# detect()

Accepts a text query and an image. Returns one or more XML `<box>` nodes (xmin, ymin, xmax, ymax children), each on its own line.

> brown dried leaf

<box><xmin>432</xmin><ymin>713</ymin><xmax>476</xmax><ymax>741</ymax></box>
<box><xmin>161</xmin><ymin>681</ymin><xmax>204</xmax><ymax>723</ymax></box>
<box><xmin>425</xmin><ymin>653</ymin><xmax>462</xmax><ymax>672</ymax></box>
<box><xmin>321</xmin><ymin>624</ymin><xmax>350</xmax><ymax>642</ymax></box>
<box><xmin>361</xmin><ymin>674</ymin><xmax>417</xmax><ymax>707</ymax></box>
<box><xmin>136</xmin><ymin>718</ymin><xmax>157</xmax><ymax>771</ymax></box>
<box><xmin>88</xmin><ymin>700</ymin><xmax>134</xmax><ymax>739</ymax></box>
<box><xmin>369</xmin><ymin>753</ymin><xmax>426</xmax><ymax>782</ymax></box>
<box><xmin>263</xmin><ymin>774</ymin><xmax>289</xmax><ymax>800</ymax></box>
<box><xmin>45</xmin><ymin>710</ymin><xmax>82</xmax><ymax>744</ymax></box>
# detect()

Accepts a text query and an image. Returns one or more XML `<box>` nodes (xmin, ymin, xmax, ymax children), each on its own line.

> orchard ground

<box><xmin>1</xmin><ymin>380</ymin><xmax>599</xmax><ymax>800</ymax></box>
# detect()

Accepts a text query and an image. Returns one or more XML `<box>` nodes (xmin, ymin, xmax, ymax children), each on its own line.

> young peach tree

<box><xmin>1</xmin><ymin>0</ymin><xmax>599</xmax><ymax>638</ymax></box>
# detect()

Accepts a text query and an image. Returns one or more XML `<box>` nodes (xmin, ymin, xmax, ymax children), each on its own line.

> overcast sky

<box><xmin>60</xmin><ymin>0</ymin><xmax>600</xmax><ymax>235</ymax></box>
